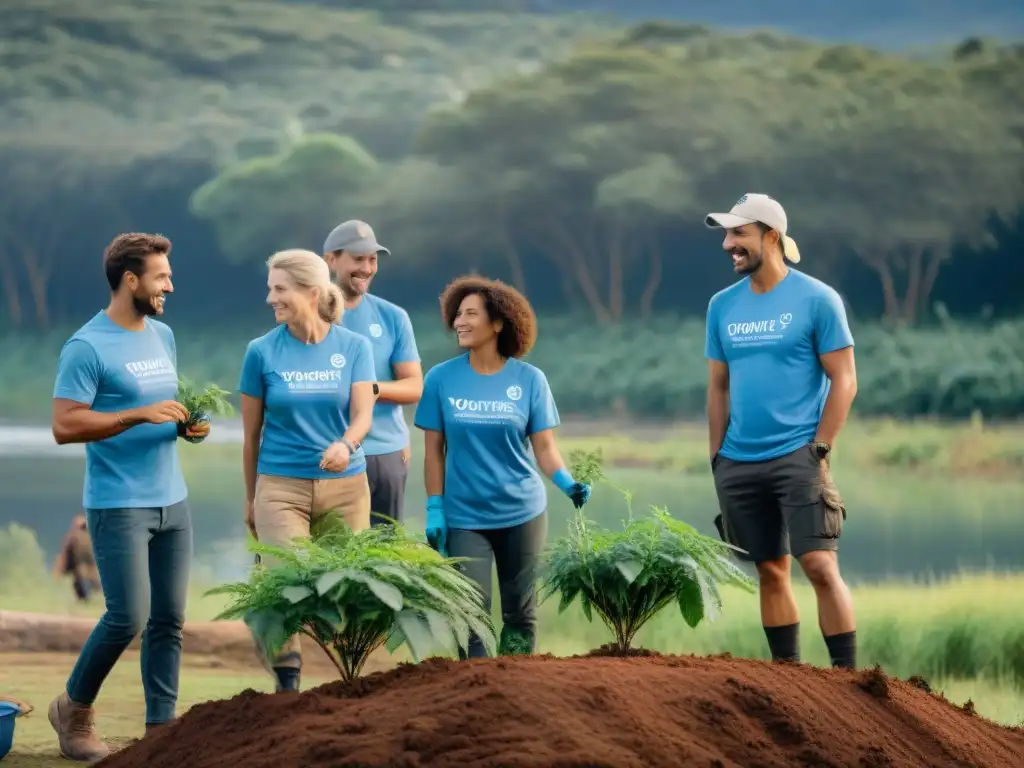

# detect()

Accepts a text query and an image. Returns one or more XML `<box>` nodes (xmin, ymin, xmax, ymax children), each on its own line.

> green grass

<box><xmin>1</xmin><ymin>652</ymin><xmax>303</xmax><ymax>766</ymax></box>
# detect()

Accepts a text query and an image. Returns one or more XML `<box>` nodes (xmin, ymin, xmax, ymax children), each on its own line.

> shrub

<box><xmin>206</xmin><ymin>517</ymin><xmax>497</xmax><ymax>682</ymax></box>
<box><xmin>540</xmin><ymin>451</ymin><xmax>756</xmax><ymax>653</ymax></box>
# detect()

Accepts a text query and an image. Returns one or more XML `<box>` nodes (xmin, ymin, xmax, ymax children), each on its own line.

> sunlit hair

<box><xmin>266</xmin><ymin>249</ymin><xmax>343</xmax><ymax>324</ymax></box>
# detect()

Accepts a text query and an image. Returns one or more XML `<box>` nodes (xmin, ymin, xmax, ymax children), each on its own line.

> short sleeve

<box><xmin>413</xmin><ymin>367</ymin><xmax>444</xmax><ymax>432</ymax></box>
<box><xmin>238</xmin><ymin>341</ymin><xmax>265</xmax><ymax>398</ymax></box>
<box><xmin>704</xmin><ymin>296</ymin><xmax>726</xmax><ymax>362</ymax></box>
<box><xmin>814</xmin><ymin>289</ymin><xmax>855</xmax><ymax>355</ymax></box>
<box><xmin>526</xmin><ymin>369</ymin><xmax>560</xmax><ymax>435</ymax></box>
<box><xmin>391</xmin><ymin>308</ymin><xmax>421</xmax><ymax>365</ymax></box>
<box><xmin>53</xmin><ymin>339</ymin><xmax>102</xmax><ymax>405</ymax></box>
<box><xmin>351</xmin><ymin>336</ymin><xmax>376</xmax><ymax>384</ymax></box>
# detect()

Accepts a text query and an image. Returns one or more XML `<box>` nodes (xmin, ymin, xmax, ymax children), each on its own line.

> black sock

<box><xmin>763</xmin><ymin>622</ymin><xmax>800</xmax><ymax>662</ymax></box>
<box><xmin>824</xmin><ymin>631</ymin><xmax>857</xmax><ymax>670</ymax></box>
<box><xmin>274</xmin><ymin>666</ymin><xmax>300</xmax><ymax>692</ymax></box>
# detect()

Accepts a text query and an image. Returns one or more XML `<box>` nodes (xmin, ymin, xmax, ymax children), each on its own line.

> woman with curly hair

<box><xmin>414</xmin><ymin>276</ymin><xmax>591</xmax><ymax>658</ymax></box>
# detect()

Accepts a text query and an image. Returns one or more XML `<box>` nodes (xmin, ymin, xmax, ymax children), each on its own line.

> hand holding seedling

<box><xmin>175</xmin><ymin>376</ymin><xmax>234</xmax><ymax>444</ymax></box>
<box><xmin>184</xmin><ymin>415</ymin><xmax>211</xmax><ymax>439</ymax></box>
<box><xmin>134</xmin><ymin>400</ymin><xmax>191</xmax><ymax>425</ymax></box>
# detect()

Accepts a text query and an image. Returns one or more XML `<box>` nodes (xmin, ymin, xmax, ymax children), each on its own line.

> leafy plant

<box><xmin>541</xmin><ymin>450</ymin><xmax>756</xmax><ymax>653</ymax></box>
<box><xmin>206</xmin><ymin>518</ymin><xmax>497</xmax><ymax>682</ymax></box>
<box><xmin>175</xmin><ymin>376</ymin><xmax>234</xmax><ymax>423</ymax></box>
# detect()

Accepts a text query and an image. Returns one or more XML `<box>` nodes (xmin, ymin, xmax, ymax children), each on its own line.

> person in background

<box><xmin>324</xmin><ymin>220</ymin><xmax>423</xmax><ymax>527</ymax></box>
<box><xmin>52</xmin><ymin>514</ymin><xmax>101</xmax><ymax>603</ymax></box>
<box><xmin>239</xmin><ymin>248</ymin><xmax>376</xmax><ymax>693</ymax></box>
<box><xmin>414</xmin><ymin>276</ymin><xmax>591</xmax><ymax>659</ymax></box>
<box><xmin>703</xmin><ymin>193</ymin><xmax>859</xmax><ymax>670</ymax></box>
<box><xmin>49</xmin><ymin>233</ymin><xmax>210</xmax><ymax>762</ymax></box>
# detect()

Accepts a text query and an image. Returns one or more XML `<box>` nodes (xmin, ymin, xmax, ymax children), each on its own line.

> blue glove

<box><xmin>425</xmin><ymin>495</ymin><xmax>448</xmax><ymax>556</ymax></box>
<box><xmin>553</xmin><ymin>468</ymin><xmax>591</xmax><ymax>509</ymax></box>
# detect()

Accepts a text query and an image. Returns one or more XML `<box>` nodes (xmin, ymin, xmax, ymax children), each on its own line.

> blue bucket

<box><xmin>0</xmin><ymin>701</ymin><xmax>21</xmax><ymax>760</ymax></box>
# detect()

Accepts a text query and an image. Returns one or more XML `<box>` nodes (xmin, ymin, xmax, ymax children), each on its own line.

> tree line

<box><xmin>0</xmin><ymin>9</ymin><xmax>1021</xmax><ymax>330</ymax></box>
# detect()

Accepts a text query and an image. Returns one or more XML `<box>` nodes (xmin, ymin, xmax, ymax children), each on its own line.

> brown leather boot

<box><xmin>48</xmin><ymin>692</ymin><xmax>111</xmax><ymax>763</ymax></box>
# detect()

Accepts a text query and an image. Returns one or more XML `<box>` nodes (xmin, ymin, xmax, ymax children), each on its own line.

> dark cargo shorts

<box><xmin>711</xmin><ymin>443</ymin><xmax>847</xmax><ymax>564</ymax></box>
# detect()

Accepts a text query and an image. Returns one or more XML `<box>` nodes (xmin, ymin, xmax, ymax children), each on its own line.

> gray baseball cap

<box><xmin>323</xmin><ymin>220</ymin><xmax>390</xmax><ymax>257</ymax></box>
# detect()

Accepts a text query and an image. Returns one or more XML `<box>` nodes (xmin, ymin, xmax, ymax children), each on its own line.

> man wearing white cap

<box><xmin>702</xmin><ymin>193</ymin><xmax>859</xmax><ymax>670</ymax></box>
<box><xmin>323</xmin><ymin>220</ymin><xmax>422</xmax><ymax>526</ymax></box>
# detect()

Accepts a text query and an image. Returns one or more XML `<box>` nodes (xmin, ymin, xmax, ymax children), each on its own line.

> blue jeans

<box><xmin>66</xmin><ymin>502</ymin><xmax>192</xmax><ymax>724</ymax></box>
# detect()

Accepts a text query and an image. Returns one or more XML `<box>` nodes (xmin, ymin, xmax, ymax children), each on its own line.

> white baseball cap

<box><xmin>704</xmin><ymin>193</ymin><xmax>801</xmax><ymax>264</ymax></box>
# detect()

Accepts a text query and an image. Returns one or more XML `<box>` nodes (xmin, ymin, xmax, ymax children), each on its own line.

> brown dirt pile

<box><xmin>98</xmin><ymin>652</ymin><xmax>1024</xmax><ymax>768</ymax></box>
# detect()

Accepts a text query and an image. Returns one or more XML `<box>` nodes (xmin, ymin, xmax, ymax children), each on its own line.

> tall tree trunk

<box><xmin>866</xmin><ymin>254</ymin><xmax>901</xmax><ymax>326</ymax></box>
<box><xmin>919</xmin><ymin>249</ymin><xmax>947</xmax><ymax>322</ymax></box>
<box><xmin>0</xmin><ymin>251</ymin><xmax>21</xmax><ymax>326</ymax></box>
<box><xmin>497</xmin><ymin>226</ymin><xmax>527</xmax><ymax>294</ymax></box>
<box><xmin>540</xmin><ymin>217</ymin><xmax>611</xmax><ymax>324</ymax></box>
<box><xmin>902</xmin><ymin>247</ymin><xmax>923</xmax><ymax>325</ymax></box>
<box><xmin>607</xmin><ymin>222</ymin><xmax>624</xmax><ymax>322</ymax></box>
<box><xmin>22</xmin><ymin>254</ymin><xmax>52</xmax><ymax>328</ymax></box>
<box><xmin>639</xmin><ymin>237</ymin><xmax>663</xmax><ymax>318</ymax></box>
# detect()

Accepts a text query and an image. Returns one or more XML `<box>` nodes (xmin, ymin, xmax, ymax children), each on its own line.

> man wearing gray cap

<box><xmin>702</xmin><ymin>193</ymin><xmax>859</xmax><ymax>671</ymax></box>
<box><xmin>323</xmin><ymin>220</ymin><xmax>422</xmax><ymax>526</ymax></box>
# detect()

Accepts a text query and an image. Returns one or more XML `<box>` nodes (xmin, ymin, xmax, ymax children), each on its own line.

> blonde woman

<box><xmin>239</xmin><ymin>249</ymin><xmax>376</xmax><ymax>692</ymax></box>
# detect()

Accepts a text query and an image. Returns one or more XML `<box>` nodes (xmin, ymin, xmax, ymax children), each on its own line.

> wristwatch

<box><xmin>810</xmin><ymin>441</ymin><xmax>831</xmax><ymax>460</ymax></box>
<box><xmin>372</xmin><ymin>382</ymin><xmax>379</xmax><ymax>396</ymax></box>
<box><xmin>341</xmin><ymin>437</ymin><xmax>360</xmax><ymax>454</ymax></box>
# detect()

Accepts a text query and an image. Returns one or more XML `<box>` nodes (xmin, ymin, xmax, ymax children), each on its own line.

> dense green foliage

<box><xmin>207</xmin><ymin>517</ymin><xmax>496</xmax><ymax>681</ymax></box>
<box><xmin>0</xmin><ymin>3</ymin><xmax>1020</xmax><ymax>332</ymax></box>
<box><xmin>542</xmin><ymin>451</ymin><xmax>756</xmax><ymax>651</ymax></box>
<box><xmin>4</xmin><ymin>314</ymin><xmax>1022</xmax><ymax>420</ymax></box>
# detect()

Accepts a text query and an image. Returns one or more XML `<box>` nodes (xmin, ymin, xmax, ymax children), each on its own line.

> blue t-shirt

<box><xmin>52</xmin><ymin>311</ymin><xmax>188</xmax><ymax>510</ymax></box>
<box><xmin>239</xmin><ymin>324</ymin><xmax>376</xmax><ymax>480</ymax></box>
<box><xmin>413</xmin><ymin>354</ymin><xmax>560</xmax><ymax>530</ymax></box>
<box><xmin>342</xmin><ymin>294</ymin><xmax>420</xmax><ymax>456</ymax></box>
<box><xmin>704</xmin><ymin>269</ymin><xmax>855</xmax><ymax>462</ymax></box>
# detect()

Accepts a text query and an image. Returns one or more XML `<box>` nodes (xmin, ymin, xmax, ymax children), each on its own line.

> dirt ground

<box><xmin>93</xmin><ymin>651</ymin><xmax>1024</xmax><ymax>768</ymax></box>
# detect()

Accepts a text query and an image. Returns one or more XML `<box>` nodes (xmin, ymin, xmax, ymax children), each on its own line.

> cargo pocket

<box><xmin>821</xmin><ymin>481</ymin><xmax>846</xmax><ymax>538</ymax></box>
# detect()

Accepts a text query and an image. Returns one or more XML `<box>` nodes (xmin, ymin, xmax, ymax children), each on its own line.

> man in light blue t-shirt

<box><xmin>324</xmin><ymin>220</ymin><xmax>422</xmax><ymax>526</ymax></box>
<box><xmin>47</xmin><ymin>233</ymin><xmax>210</xmax><ymax>762</ymax></box>
<box><xmin>703</xmin><ymin>193</ymin><xmax>859</xmax><ymax>672</ymax></box>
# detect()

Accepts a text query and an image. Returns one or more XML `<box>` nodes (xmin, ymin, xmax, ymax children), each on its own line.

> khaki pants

<box><xmin>252</xmin><ymin>472</ymin><xmax>371</xmax><ymax>673</ymax></box>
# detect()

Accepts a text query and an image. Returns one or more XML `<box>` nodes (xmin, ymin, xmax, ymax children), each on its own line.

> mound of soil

<box><xmin>99</xmin><ymin>653</ymin><xmax>1023</xmax><ymax>768</ymax></box>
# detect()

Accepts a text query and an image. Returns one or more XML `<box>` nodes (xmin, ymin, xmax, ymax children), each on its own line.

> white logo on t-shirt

<box><xmin>280</xmin><ymin>369</ymin><xmax>343</xmax><ymax>392</ymax></box>
<box><xmin>726</xmin><ymin>316</ymin><xmax>788</xmax><ymax>348</ymax></box>
<box><xmin>330</xmin><ymin>354</ymin><xmax>346</xmax><ymax>369</ymax></box>
<box><xmin>124</xmin><ymin>357</ymin><xmax>176</xmax><ymax>389</ymax></box>
<box><xmin>506</xmin><ymin>386</ymin><xmax>522</xmax><ymax>401</ymax></box>
<box><xmin>368</xmin><ymin>324</ymin><xmax>383</xmax><ymax>338</ymax></box>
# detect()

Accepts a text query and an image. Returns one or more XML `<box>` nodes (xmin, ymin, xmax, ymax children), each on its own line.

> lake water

<box><xmin>3</xmin><ymin>424</ymin><xmax>1022</xmax><ymax>583</ymax></box>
